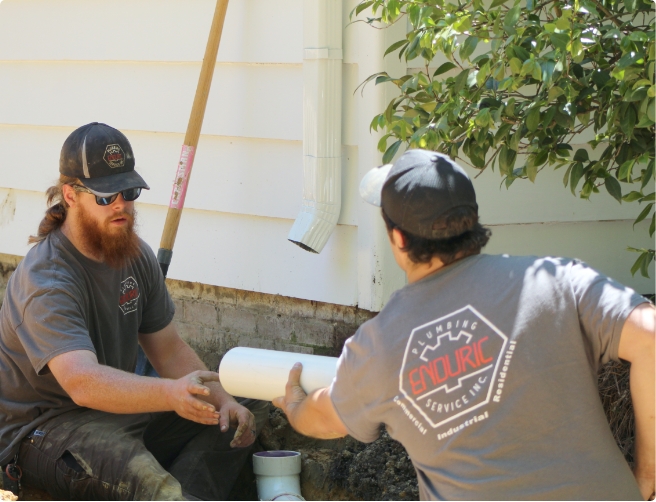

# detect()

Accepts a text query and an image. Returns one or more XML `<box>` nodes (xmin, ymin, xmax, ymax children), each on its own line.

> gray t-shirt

<box><xmin>0</xmin><ymin>229</ymin><xmax>174</xmax><ymax>465</ymax></box>
<box><xmin>330</xmin><ymin>254</ymin><xmax>647</xmax><ymax>500</ymax></box>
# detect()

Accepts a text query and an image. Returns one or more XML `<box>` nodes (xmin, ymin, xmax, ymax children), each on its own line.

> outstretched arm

<box><xmin>618</xmin><ymin>303</ymin><xmax>655</xmax><ymax>500</ymax></box>
<box><xmin>272</xmin><ymin>363</ymin><xmax>349</xmax><ymax>439</ymax></box>
<box><xmin>49</xmin><ymin>323</ymin><xmax>255</xmax><ymax>447</ymax></box>
<box><xmin>138</xmin><ymin>322</ymin><xmax>255</xmax><ymax>447</ymax></box>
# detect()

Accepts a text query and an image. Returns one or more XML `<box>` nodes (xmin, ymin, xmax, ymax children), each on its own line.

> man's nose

<box><xmin>110</xmin><ymin>193</ymin><xmax>129</xmax><ymax>210</ymax></box>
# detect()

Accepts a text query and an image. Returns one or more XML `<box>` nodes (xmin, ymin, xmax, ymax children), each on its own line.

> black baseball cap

<box><xmin>60</xmin><ymin>122</ymin><xmax>150</xmax><ymax>195</ymax></box>
<box><xmin>359</xmin><ymin>149</ymin><xmax>478</xmax><ymax>239</ymax></box>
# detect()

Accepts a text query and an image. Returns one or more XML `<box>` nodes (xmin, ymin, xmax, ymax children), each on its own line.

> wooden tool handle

<box><xmin>158</xmin><ymin>0</ymin><xmax>230</xmax><ymax>276</ymax></box>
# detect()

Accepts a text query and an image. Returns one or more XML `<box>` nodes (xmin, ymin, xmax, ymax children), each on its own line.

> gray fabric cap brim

<box><xmin>80</xmin><ymin>170</ymin><xmax>150</xmax><ymax>196</ymax></box>
<box><xmin>359</xmin><ymin>164</ymin><xmax>393</xmax><ymax>207</ymax></box>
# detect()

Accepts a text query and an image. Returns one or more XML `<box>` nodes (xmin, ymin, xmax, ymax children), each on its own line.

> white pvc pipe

<box><xmin>287</xmin><ymin>0</ymin><xmax>343</xmax><ymax>253</ymax></box>
<box><xmin>218</xmin><ymin>347</ymin><xmax>337</xmax><ymax>402</ymax></box>
<box><xmin>253</xmin><ymin>451</ymin><xmax>305</xmax><ymax>501</ymax></box>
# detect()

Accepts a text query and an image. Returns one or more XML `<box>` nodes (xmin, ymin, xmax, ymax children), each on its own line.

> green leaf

<box><xmin>555</xmin><ymin>16</ymin><xmax>570</xmax><ymax>30</ymax></box>
<box><xmin>512</xmin><ymin>45</ymin><xmax>531</xmax><ymax>62</ymax></box>
<box><xmin>490</xmin><ymin>0</ymin><xmax>506</xmax><ymax>7</ymax></box>
<box><xmin>633</xmin><ymin>203</ymin><xmax>654</xmax><ymax>226</ymax></box>
<box><xmin>573</xmin><ymin>149</ymin><xmax>589</xmax><ymax>162</ymax></box>
<box><xmin>354</xmin><ymin>0</ymin><xmax>374</xmax><ymax>16</ymax></box>
<box><xmin>453</xmin><ymin>69</ymin><xmax>470</xmax><ymax>94</ymax></box>
<box><xmin>624</xmin><ymin>0</ymin><xmax>636</xmax><ymax>13</ymax></box>
<box><xmin>548</xmin><ymin>87</ymin><xmax>565</xmax><ymax>101</ymax></box>
<box><xmin>526</xmin><ymin>107</ymin><xmax>540</xmax><ymax>132</ymax></box>
<box><xmin>509</xmin><ymin>58</ymin><xmax>523</xmax><ymax>75</ymax></box>
<box><xmin>563</xmin><ymin>164</ymin><xmax>573</xmax><ymax>187</ymax></box>
<box><xmin>382</xmin><ymin>140</ymin><xmax>402</xmax><ymax>164</ymax></box>
<box><xmin>605</xmin><ymin>177</ymin><xmax>622</xmax><ymax>203</ymax></box>
<box><xmin>384</xmin><ymin>39</ymin><xmax>409</xmax><ymax>57</ymax></box>
<box><xmin>460</xmin><ymin>37</ymin><xmax>479</xmax><ymax>61</ymax></box>
<box><xmin>499</xmin><ymin>145</ymin><xmax>517</xmax><ymax>175</ymax></box>
<box><xmin>550</xmin><ymin>33</ymin><xmax>570</xmax><ymax>51</ymax></box>
<box><xmin>377</xmin><ymin>133</ymin><xmax>390</xmax><ymax>152</ymax></box>
<box><xmin>570</xmin><ymin>162</ymin><xmax>584</xmax><ymax>194</ymax></box>
<box><xmin>618</xmin><ymin>159</ymin><xmax>636</xmax><ymax>181</ymax></box>
<box><xmin>641</xmin><ymin>192</ymin><xmax>656</xmax><ymax>202</ymax></box>
<box><xmin>434</xmin><ymin>62</ymin><xmax>457</xmax><ymax>76</ymax></box>
<box><xmin>504</xmin><ymin>5</ymin><xmax>521</xmax><ymax>33</ymax></box>
<box><xmin>630</xmin><ymin>252</ymin><xmax>646</xmax><ymax>276</ymax></box>
<box><xmin>623</xmin><ymin>191</ymin><xmax>644</xmax><ymax>202</ymax></box>
<box><xmin>475</xmin><ymin>108</ymin><xmax>492</xmax><ymax>127</ymax></box>
<box><xmin>620</xmin><ymin>106</ymin><xmax>637</xmax><ymax>136</ymax></box>
<box><xmin>617</xmin><ymin>51</ymin><xmax>642</xmax><ymax>70</ymax></box>
<box><xmin>527</xmin><ymin>160</ymin><xmax>538</xmax><ymax>182</ymax></box>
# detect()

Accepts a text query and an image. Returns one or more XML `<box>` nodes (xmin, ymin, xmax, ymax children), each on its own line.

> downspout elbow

<box><xmin>288</xmin><ymin>0</ymin><xmax>343</xmax><ymax>254</ymax></box>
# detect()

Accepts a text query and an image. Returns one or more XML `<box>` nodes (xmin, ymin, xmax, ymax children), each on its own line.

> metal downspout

<box><xmin>287</xmin><ymin>0</ymin><xmax>343</xmax><ymax>253</ymax></box>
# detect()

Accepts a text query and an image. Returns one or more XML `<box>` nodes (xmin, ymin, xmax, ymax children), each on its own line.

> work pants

<box><xmin>15</xmin><ymin>399</ymin><xmax>269</xmax><ymax>501</ymax></box>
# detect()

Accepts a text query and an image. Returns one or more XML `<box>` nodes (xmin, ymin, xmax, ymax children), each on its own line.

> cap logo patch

<box><xmin>103</xmin><ymin>144</ymin><xmax>125</xmax><ymax>168</ymax></box>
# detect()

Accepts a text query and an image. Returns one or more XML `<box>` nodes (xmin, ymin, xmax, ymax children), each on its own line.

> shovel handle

<box><xmin>158</xmin><ymin>0</ymin><xmax>230</xmax><ymax>277</ymax></box>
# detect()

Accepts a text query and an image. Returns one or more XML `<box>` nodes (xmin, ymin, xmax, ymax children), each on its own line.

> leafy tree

<box><xmin>352</xmin><ymin>0</ymin><xmax>655</xmax><ymax>276</ymax></box>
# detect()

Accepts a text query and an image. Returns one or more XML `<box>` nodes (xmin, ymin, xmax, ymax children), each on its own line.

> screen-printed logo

<box><xmin>399</xmin><ymin>305</ymin><xmax>507</xmax><ymax>429</ymax></box>
<box><xmin>119</xmin><ymin>276</ymin><xmax>139</xmax><ymax>315</ymax></box>
<box><xmin>103</xmin><ymin>144</ymin><xmax>125</xmax><ymax>168</ymax></box>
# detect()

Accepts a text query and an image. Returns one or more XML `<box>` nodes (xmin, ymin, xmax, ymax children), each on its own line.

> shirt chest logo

<box><xmin>399</xmin><ymin>305</ymin><xmax>508</xmax><ymax>429</ymax></box>
<box><xmin>119</xmin><ymin>276</ymin><xmax>140</xmax><ymax>315</ymax></box>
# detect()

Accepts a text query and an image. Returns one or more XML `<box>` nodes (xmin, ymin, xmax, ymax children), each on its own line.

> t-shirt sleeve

<box><xmin>568</xmin><ymin>259</ymin><xmax>649</xmax><ymax>368</ymax></box>
<box><xmin>17</xmin><ymin>289</ymin><xmax>95</xmax><ymax>374</ymax></box>
<box><xmin>329</xmin><ymin>327</ymin><xmax>384</xmax><ymax>443</ymax></box>
<box><xmin>138</xmin><ymin>243</ymin><xmax>175</xmax><ymax>334</ymax></box>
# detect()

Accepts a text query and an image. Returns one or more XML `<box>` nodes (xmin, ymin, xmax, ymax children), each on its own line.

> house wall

<box><xmin>0</xmin><ymin>0</ymin><xmax>652</xmax><ymax>326</ymax></box>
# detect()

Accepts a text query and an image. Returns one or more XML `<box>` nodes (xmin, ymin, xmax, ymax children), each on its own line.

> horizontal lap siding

<box><xmin>0</xmin><ymin>0</ymin><xmax>303</xmax><ymax>64</ymax></box>
<box><xmin>0</xmin><ymin>189</ymin><xmax>359</xmax><ymax>305</ymax></box>
<box><xmin>0</xmin><ymin>0</ymin><xmax>362</xmax><ymax>305</ymax></box>
<box><xmin>0</xmin><ymin>125</ymin><xmax>359</xmax><ymax>225</ymax></box>
<box><xmin>0</xmin><ymin>61</ymin><xmax>303</xmax><ymax>141</ymax></box>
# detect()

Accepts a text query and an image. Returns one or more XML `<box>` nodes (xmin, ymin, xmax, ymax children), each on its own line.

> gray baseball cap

<box><xmin>359</xmin><ymin>149</ymin><xmax>478</xmax><ymax>239</ymax></box>
<box><xmin>60</xmin><ymin>122</ymin><xmax>150</xmax><ymax>196</ymax></box>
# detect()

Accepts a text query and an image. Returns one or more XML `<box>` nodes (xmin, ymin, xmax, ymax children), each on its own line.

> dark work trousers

<box><xmin>16</xmin><ymin>399</ymin><xmax>269</xmax><ymax>501</ymax></box>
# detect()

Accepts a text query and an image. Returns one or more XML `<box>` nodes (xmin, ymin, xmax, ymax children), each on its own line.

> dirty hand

<box><xmin>167</xmin><ymin>370</ymin><xmax>221</xmax><ymax>425</ymax></box>
<box><xmin>272</xmin><ymin>363</ymin><xmax>307</xmax><ymax>420</ymax></box>
<box><xmin>218</xmin><ymin>400</ymin><xmax>257</xmax><ymax>448</ymax></box>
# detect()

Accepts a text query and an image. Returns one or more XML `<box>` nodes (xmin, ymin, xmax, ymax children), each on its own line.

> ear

<box><xmin>391</xmin><ymin>228</ymin><xmax>406</xmax><ymax>249</ymax></box>
<box><xmin>61</xmin><ymin>184</ymin><xmax>78</xmax><ymax>208</ymax></box>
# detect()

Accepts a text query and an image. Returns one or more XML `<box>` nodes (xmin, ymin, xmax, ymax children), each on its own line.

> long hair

<box><xmin>28</xmin><ymin>175</ymin><xmax>79</xmax><ymax>244</ymax></box>
<box><xmin>382</xmin><ymin>207</ymin><xmax>491</xmax><ymax>265</ymax></box>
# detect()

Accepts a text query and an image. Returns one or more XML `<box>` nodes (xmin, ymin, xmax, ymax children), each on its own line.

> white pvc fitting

<box><xmin>253</xmin><ymin>451</ymin><xmax>305</xmax><ymax>501</ymax></box>
<box><xmin>218</xmin><ymin>347</ymin><xmax>337</xmax><ymax>402</ymax></box>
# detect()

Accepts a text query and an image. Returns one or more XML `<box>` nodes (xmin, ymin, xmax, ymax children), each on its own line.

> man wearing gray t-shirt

<box><xmin>0</xmin><ymin>123</ymin><xmax>266</xmax><ymax>500</ymax></box>
<box><xmin>274</xmin><ymin>149</ymin><xmax>655</xmax><ymax>500</ymax></box>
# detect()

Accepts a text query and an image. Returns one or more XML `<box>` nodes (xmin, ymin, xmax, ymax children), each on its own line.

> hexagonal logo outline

<box><xmin>103</xmin><ymin>143</ymin><xmax>126</xmax><ymax>169</ymax></box>
<box><xmin>399</xmin><ymin>305</ymin><xmax>508</xmax><ymax>429</ymax></box>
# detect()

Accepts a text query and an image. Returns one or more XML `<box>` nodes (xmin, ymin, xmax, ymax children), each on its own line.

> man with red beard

<box><xmin>0</xmin><ymin>123</ymin><xmax>266</xmax><ymax>500</ymax></box>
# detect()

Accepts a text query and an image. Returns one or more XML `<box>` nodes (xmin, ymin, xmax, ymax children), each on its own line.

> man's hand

<box><xmin>165</xmin><ymin>370</ymin><xmax>222</xmax><ymax>425</ymax></box>
<box><xmin>216</xmin><ymin>400</ymin><xmax>257</xmax><ymax>448</ymax></box>
<box><xmin>272</xmin><ymin>363</ymin><xmax>348</xmax><ymax>440</ymax></box>
<box><xmin>272</xmin><ymin>363</ymin><xmax>308</xmax><ymax>420</ymax></box>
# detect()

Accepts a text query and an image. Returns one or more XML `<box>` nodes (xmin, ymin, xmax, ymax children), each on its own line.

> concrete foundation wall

<box><xmin>0</xmin><ymin>253</ymin><xmax>375</xmax><ymax>373</ymax></box>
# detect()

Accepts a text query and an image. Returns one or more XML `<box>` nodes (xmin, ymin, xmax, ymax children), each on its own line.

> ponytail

<box><xmin>28</xmin><ymin>175</ymin><xmax>78</xmax><ymax>245</ymax></box>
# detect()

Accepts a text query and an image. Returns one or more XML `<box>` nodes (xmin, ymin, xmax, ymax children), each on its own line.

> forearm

<box><xmin>630</xmin><ymin>352</ymin><xmax>655</xmax><ymax>480</ymax></box>
<box><xmin>145</xmin><ymin>334</ymin><xmax>236</xmax><ymax>409</ymax></box>
<box><xmin>69</xmin><ymin>363</ymin><xmax>174</xmax><ymax>414</ymax></box>
<box><xmin>287</xmin><ymin>387</ymin><xmax>347</xmax><ymax>440</ymax></box>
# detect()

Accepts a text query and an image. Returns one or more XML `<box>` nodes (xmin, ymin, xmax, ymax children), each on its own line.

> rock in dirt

<box><xmin>0</xmin><ymin>490</ymin><xmax>17</xmax><ymax>501</ymax></box>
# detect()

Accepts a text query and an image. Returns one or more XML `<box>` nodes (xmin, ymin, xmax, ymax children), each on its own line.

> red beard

<box><xmin>77</xmin><ymin>205</ymin><xmax>142</xmax><ymax>269</ymax></box>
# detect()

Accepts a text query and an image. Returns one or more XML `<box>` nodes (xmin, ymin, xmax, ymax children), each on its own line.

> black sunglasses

<box><xmin>71</xmin><ymin>185</ymin><xmax>142</xmax><ymax>206</ymax></box>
